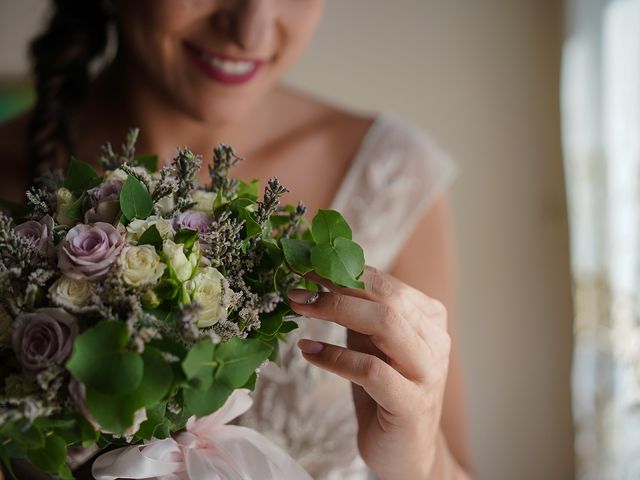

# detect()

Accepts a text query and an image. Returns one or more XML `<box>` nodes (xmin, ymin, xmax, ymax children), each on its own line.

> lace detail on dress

<box><xmin>236</xmin><ymin>114</ymin><xmax>457</xmax><ymax>479</ymax></box>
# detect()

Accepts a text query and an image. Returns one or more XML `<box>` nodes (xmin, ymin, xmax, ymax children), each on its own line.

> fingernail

<box><xmin>298</xmin><ymin>339</ymin><xmax>324</xmax><ymax>354</ymax></box>
<box><xmin>287</xmin><ymin>289</ymin><xmax>320</xmax><ymax>305</ymax></box>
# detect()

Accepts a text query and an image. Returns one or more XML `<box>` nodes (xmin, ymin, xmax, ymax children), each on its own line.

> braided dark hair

<box><xmin>28</xmin><ymin>0</ymin><xmax>111</xmax><ymax>178</ymax></box>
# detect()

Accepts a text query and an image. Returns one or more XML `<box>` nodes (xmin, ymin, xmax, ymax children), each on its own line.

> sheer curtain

<box><xmin>562</xmin><ymin>0</ymin><xmax>640</xmax><ymax>478</ymax></box>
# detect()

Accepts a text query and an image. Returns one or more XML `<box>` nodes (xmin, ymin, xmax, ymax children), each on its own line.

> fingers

<box><xmin>298</xmin><ymin>339</ymin><xmax>415</xmax><ymax>415</ymax></box>
<box><xmin>289</xmin><ymin>289</ymin><xmax>429</xmax><ymax>379</ymax></box>
<box><xmin>306</xmin><ymin>266</ymin><xmax>447</xmax><ymax>330</ymax></box>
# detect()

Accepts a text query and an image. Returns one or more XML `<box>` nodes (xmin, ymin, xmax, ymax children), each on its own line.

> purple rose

<box><xmin>59</xmin><ymin>222</ymin><xmax>125</xmax><ymax>280</ymax></box>
<box><xmin>14</xmin><ymin>215</ymin><xmax>55</xmax><ymax>257</ymax></box>
<box><xmin>84</xmin><ymin>180</ymin><xmax>123</xmax><ymax>224</ymax></box>
<box><xmin>173</xmin><ymin>211</ymin><xmax>212</xmax><ymax>235</ymax></box>
<box><xmin>12</xmin><ymin>308</ymin><xmax>78</xmax><ymax>373</ymax></box>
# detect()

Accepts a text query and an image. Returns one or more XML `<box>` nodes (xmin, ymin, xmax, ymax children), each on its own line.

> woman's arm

<box><xmin>389</xmin><ymin>195</ymin><xmax>474</xmax><ymax>477</ymax></box>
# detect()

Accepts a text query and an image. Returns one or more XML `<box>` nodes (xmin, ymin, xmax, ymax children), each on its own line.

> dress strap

<box><xmin>331</xmin><ymin>114</ymin><xmax>458</xmax><ymax>272</ymax></box>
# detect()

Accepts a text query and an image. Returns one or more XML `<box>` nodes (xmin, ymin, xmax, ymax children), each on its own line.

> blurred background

<box><xmin>0</xmin><ymin>1</ymin><xmax>576</xmax><ymax>479</ymax></box>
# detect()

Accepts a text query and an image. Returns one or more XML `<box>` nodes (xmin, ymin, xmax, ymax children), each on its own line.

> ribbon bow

<box><xmin>92</xmin><ymin>389</ymin><xmax>312</xmax><ymax>480</ymax></box>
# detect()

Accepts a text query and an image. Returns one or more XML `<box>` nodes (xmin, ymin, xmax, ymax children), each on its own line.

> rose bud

<box><xmin>84</xmin><ymin>180</ymin><xmax>123</xmax><ymax>225</ymax></box>
<box><xmin>14</xmin><ymin>215</ymin><xmax>55</xmax><ymax>258</ymax></box>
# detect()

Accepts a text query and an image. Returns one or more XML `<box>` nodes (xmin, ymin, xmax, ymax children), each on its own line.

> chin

<box><xmin>180</xmin><ymin>95</ymin><xmax>255</xmax><ymax>129</ymax></box>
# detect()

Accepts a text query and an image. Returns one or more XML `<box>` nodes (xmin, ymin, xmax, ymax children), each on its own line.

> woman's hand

<box><xmin>287</xmin><ymin>266</ymin><xmax>453</xmax><ymax>480</ymax></box>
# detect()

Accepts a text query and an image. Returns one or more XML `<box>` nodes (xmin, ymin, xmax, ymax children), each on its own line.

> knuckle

<box><xmin>428</xmin><ymin>298</ymin><xmax>448</xmax><ymax>322</ymax></box>
<box><xmin>326</xmin><ymin>292</ymin><xmax>345</xmax><ymax>313</ymax></box>
<box><xmin>366</xmin><ymin>267</ymin><xmax>394</xmax><ymax>298</ymax></box>
<box><xmin>439</xmin><ymin>331</ymin><xmax>452</xmax><ymax>358</ymax></box>
<box><xmin>363</xmin><ymin>356</ymin><xmax>384</xmax><ymax>382</ymax></box>
<box><xmin>328</xmin><ymin>345</ymin><xmax>346</xmax><ymax>366</ymax></box>
<box><xmin>376</xmin><ymin>304</ymin><xmax>403</xmax><ymax>331</ymax></box>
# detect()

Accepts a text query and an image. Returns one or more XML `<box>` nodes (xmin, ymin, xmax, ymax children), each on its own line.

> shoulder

<box><xmin>0</xmin><ymin>112</ymin><xmax>32</xmax><ymax>202</ymax></box>
<box><xmin>277</xmin><ymin>87</ymin><xmax>457</xmax><ymax>186</ymax></box>
<box><xmin>268</xmin><ymin>85</ymin><xmax>375</xmax><ymax>153</ymax></box>
<box><xmin>364</xmin><ymin>115</ymin><xmax>457</xmax><ymax>183</ymax></box>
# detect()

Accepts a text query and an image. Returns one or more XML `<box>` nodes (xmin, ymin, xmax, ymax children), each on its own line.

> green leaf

<box><xmin>57</xmin><ymin>465</ymin><xmax>75</xmax><ymax>480</ymax></box>
<box><xmin>87</xmin><ymin>347</ymin><xmax>172</xmax><ymax>436</ymax></box>
<box><xmin>182</xmin><ymin>340</ymin><xmax>215</xmax><ymax>390</ymax></box>
<box><xmin>138</xmin><ymin>224</ymin><xmax>163</xmax><ymax>249</ymax></box>
<box><xmin>311</xmin><ymin>209</ymin><xmax>352</xmax><ymax>244</ymax></box>
<box><xmin>63</xmin><ymin>157</ymin><xmax>101</xmax><ymax>195</ymax></box>
<box><xmin>310</xmin><ymin>237</ymin><xmax>365</xmax><ymax>289</ymax></box>
<box><xmin>67</xmin><ymin>321</ymin><xmax>144</xmax><ymax>395</ymax></box>
<box><xmin>266</xmin><ymin>338</ymin><xmax>281</xmax><ymax>365</ymax></box>
<box><xmin>136</xmin><ymin>403</ymin><xmax>168</xmax><ymax>441</ymax></box>
<box><xmin>120</xmin><ymin>175</ymin><xmax>153</xmax><ymax>220</ymax></box>
<box><xmin>281</xmin><ymin>238</ymin><xmax>314</xmax><ymax>275</ymax></box>
<box><xmin>174</xmin><ymin>229</ymin><xmax>199</xmax><ymax>250</ymax></box>
<box><xmin>0</xmin><ymin>444</ymin><xmax>19</xmax><ymax>480</ymax></box>
<box><xmin>229</xmin><ymin>198</ymin><xmax>261</xmax><ymax>240</ymax></box>
<box><xmin>0</xmin><ymin>421</ymin><xmax>44</xmax><ymax>450</ymax></box>
<box><xmin>78</xmin><ymin>351</ymin><xmax>143</xmax><ymax>395</ymax></box>
<box><xmin>257</xmin><ymin>304</ymin><xmax>289</xmax><ymax>337</ymax></box>
<box><xmin>214</xmin><ymin>338</ymin><xmax>272</xmax><ymax>389</ymax></box>
<box><xmin>129</xmin><ymin>348</ymin><xmax>173</xmax><ymax>407</ymax></box>
<box><xmin>134</xmin><ymin>154</ymin><xmax>159</xmax><ymax>172</ymax></box>
<box><xmin>278</xmin><ymin>320</ymin><xmax>299</xmax><ymax>334</ymax></box>
<box><xmin>183</xmin><ymin>381</ymin><xmax>232</xmax><ymax>417</ymax></box>
<box><xmin>26</xmin><ymin>434</ymin><xmax>67</xmax><ymax>474</ymax></box>
<box><xmin>236</xmin><ymin>179</ymin><xmax>259</xmax><ymax>200</ymax></box>
<box><xmin>242</xmin><ymin>372</ymin><xmax>258</xmax><ymax>390</ymax></box>
<box><xmin>64</xmin><ymin>192</ymin><xmax>86</xmax><ymax>222</ymax></box>
<box><xmin>78</xmin><ymin>416</ymin><xmax>99</xmax><ymax>447</ymax></box>
<box><xmin>262</xmin><ymin>238</ymin><xmax>283</xmax><ymax>268</ymax></box>
<box><xmin>85</xmin><ymin>386</ymin><xmax>138</xmax><ymax>435</ymax></box>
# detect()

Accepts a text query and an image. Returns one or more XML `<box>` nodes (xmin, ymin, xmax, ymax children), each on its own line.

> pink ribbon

<box><xmin>92</xmin><ymin>389</ymin><xmax>312</xmax><ymax>480</ymax></box>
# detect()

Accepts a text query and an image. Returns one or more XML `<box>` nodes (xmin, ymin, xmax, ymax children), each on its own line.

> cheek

<box><xmin>118</xmin><ymin>0</ymin><xmax>213</xmax><ymax>69</ymax></box>
<box><xmin>274</xmin><ymin>1</ymin><xmax>325</xmax><ymax>69</ymax></box>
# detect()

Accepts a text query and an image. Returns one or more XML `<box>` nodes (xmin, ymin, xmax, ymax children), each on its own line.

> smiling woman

<box><xmin>0</xmin><ymin>1</ymin><xmax>471</xmax><ymax>479</ymax></box>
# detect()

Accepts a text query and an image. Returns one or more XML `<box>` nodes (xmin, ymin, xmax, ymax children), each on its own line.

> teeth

<box><xmin>200</xmin><ymin>52</ymin><xmax>254</xmax><ymax>75</ymax></box>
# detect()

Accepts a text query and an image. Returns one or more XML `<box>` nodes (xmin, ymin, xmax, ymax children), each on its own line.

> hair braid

<box><xmin>28</xmin><ymin>0</ymin><xmax>110</xmax><ymax>178</ymax></box>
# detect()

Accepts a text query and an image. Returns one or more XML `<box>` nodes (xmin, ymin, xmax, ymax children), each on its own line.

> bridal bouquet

<box><xmin>0</xmin><ymin>130</ymin><xmax>365</xmax><ymax>479</ymax></box>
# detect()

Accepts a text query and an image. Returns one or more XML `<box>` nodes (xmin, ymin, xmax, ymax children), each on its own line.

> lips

<box><xmin>183</xmin><ymin>42</ymin><xmax>264</xmax><ymax>86</ymax></box>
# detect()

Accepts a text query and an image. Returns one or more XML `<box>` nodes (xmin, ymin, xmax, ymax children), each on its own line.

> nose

<box><xmin>215</xmin><ymin>0</ymin><xmax>274</xmax><ymax>52</ymax></box>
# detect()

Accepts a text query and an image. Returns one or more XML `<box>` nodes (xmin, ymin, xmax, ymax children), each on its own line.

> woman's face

<box><xmin>117</xmin><ymin>0</ymin><xmax>325</xmax><ymax>125</ymax></box>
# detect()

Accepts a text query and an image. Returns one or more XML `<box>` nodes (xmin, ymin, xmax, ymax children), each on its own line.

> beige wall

<box><xmin>0</xmin><ymin>1</ymin><xmax>575</xmax><ymax>479</ymax></box>
<box><xmin>286</xmin><ymin>2</ymin><xmax>574</xmax><ymax>479</ymax></box>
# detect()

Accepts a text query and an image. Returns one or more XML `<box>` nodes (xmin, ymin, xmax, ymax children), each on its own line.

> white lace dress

<box><xmin>236</xmin><ymin>114</ymin><xmax>458</xmax><ymax>479</ymax></box>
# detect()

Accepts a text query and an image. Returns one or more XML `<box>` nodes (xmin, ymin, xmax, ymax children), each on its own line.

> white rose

<box><xmin>127</xmin><ymin>216</ymin><xmax>175</xmax><ymax>244</ymax></box>
<box><xmin>0</xmin><ymin>305</ymin><xmax>12</xmax><ymax>347</ymax></box>
<box><xmin>163</xmin><ymin>239</ymin><xmax>198</xmax><ymax>282</ymax></box>
<box><xmin>55</xmin><ymin>188</ymin><xmax>77</xmax><ymax>227</ymax></box>
<box><xmin>191</xmin><ymin>190</ymin><xmax>217</xmax><ymax>213</ymax></box>
<box><xmin>120</xmin><ymin>245</ymin><xmax>166</xmax><ymax>287</ymax></box>
<box><xmin>185</xmin><ymin>267</ymin><xmax>232</xmax><ymax>327</ymax></box>
<box><xmin>50</xmin><ymin>275</ymin><xmax>93</xmax><ymax>309</ymax></box>
<box><xmin>104</xmin><ymin>168</ymin><xmax>129</xmax><ymax>183</ymax></box>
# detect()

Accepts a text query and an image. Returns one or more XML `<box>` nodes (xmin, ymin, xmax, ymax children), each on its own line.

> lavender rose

<box><xmin>84</xmin><ymin>180</ymin><xmax>123</xmax><ymax>224</ymax></box>
<box><xmin>59</xmin><ymin>222</ymin><xmax>125</xmax><ymax>280</ymax></box>
<box><xmin>14</xmin><ymin>214</ymin><xmax>55</xmax><ymax>258</ymax></box>
<box><xmin>11</xmin><ymin>308</ymin><xmax>78</xmax><ymax>373</ymax></box>
<box><xmin>173</xmin><ymin>211</ymin><xmax>212</xmax><ymax>235</ymax></box>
